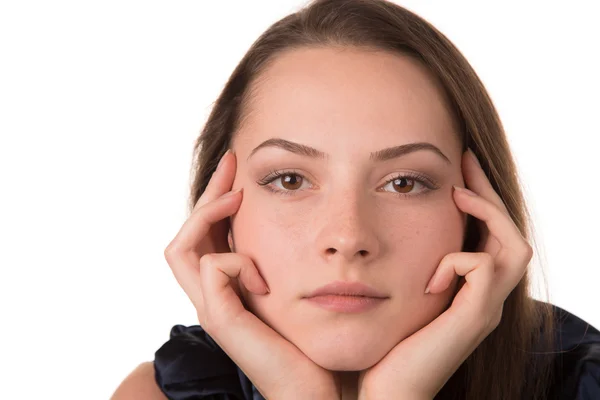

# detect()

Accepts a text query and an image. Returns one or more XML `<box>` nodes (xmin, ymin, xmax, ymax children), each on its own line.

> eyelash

<box><xmin>256</xmin><ymin>169</ymin><xmax>439</xmax><ymax>198</ymax></box>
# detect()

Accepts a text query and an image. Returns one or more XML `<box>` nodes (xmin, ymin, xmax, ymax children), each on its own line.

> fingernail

<box><xmin>425</xmin><ymin>274</ymin><xmax>436</xmax><ymax>294</ymax></box>
<box><xmin>217</xmin><ymin>149</ymin><xmax>231</xmax><ymax>171</ymax></box>
<box><xmin>220</xmin><ymin>188</ymin><xmax>242</xmax><ymax>199</ymax></box>
<box><xmin>468</xmin><ymin>148</ymin><xmax>481</xmax><ymax>168</ymax></box>
<box><xmin>453</xmin><ymin>185</ymin><xmax>478</xmax><ymax>197</ymax></box>
<box><xmin>258</xmin><ymin>277</ymin><xmax>270</xmax><ymax>294</ymax></box>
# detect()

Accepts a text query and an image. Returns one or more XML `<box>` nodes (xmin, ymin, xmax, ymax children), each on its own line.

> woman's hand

<box><xmin>357</xmin><ymin>148</ymin><xmax>533</xmax><ymax>400</ymax></box>
<box><xmin>164</xmin><ymin>150</ymin><xmax>341</xmax><ymax>400</ymax></box>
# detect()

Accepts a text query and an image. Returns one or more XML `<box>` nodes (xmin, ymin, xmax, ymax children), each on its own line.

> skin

<box><xmin>164</xmin><ymin>45</ymin><xmax>532</xmax><ymax>397</ymax></box>
<box><xmin>165</xmin><ymin>144</ymin><xmax>530</xmax><ymax>399</ymax></box>
<box><xmin>227</xmin><ymin>46</ymin><xmax>466</xmax><ymax>372</ymax></box>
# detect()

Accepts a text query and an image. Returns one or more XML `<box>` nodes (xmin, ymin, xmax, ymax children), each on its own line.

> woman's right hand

<box><xmin>163</xmin><ymin>150</ymin><xmax>341</xmax><ymax>400</ymax></box>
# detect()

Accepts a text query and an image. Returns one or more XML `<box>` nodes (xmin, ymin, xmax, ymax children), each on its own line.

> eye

<box><xmin>257</xmin><ymin>170</ymin><xmax>439</xmax><ymax>198</ymax></box>
<box><xmin>380</xmin><ymin>173</ymin><xmax>437</xmax><ymax>198</ymax></box>
<box><xmin>257</xmin><ymin>170</ymin><xmax>312</xmax><ymax>195</ymax></box>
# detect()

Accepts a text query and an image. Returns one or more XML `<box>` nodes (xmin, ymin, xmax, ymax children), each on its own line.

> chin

<box><xmin>243</xmin><ymin>292</ymin><xmax>453</xmax><ymax>372</ymax></box>
<box><xmin>293</xmin><ymin>329</ymin><xmax>393</xmax><ymax>371</ymax></box>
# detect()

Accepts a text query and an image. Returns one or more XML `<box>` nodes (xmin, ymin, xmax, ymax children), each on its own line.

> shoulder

<box><xmin>543</xmin><ymin>301</ymin><xmax>600</xmax><ymax>399</ymax></box>
<box><xmin>111</xmin><ymin>362</ymin><xmax>167</xmax><ymax>400</ymax></box>
<box><xmin>153</xmin><ymin>324</ymin><xmax>260</xmax><ymax>400</ymax></box>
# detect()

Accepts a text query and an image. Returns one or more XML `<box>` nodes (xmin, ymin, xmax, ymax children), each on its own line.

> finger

<box><xmin>167</xmin><ymin>188</ymin><xmax>242</xmax><ymax>254</ymax></box>
<box><xmin>199</xmin><ymin>253</ymin><xmax>269</xmax><ymax>328</ymax></box>
<box><xmin>426</xmin><ymin>252</ymin><xmax>495</xmax><ymax>315</ymax></box>
<box><xmin>194</xmin><ymin>149</ymin><xmax>237</xmax><ymax>210</ymax></box>
<box><xmin>425</xmin><ymin>252</ymin><xmax>494</xmax><ymax>295</ymax></box>
<box><xmin>164</xmin><ymin>189</ymin><xmax>243</xmax><ymax>308</ymax></box>
<box><xmin>201</xmin><ymin>252</ymin><xmax>269</xmax><ymax>300</ymax></box>
<box><xmin>387</xmin><ymin>253</ymin><xmax>500</xmax><ymax>398</ymax></box>
<box><xmin>441</xmin><ymin>253</ymin><xmax>498</xmax><ymax>329</ymax></box>
<box><xmin>462</xmin><ymin>148</ymin><xmax>509</xmax><ymax>215</ymax></box>
<box><xmin>197</xmin><ymin>253</ymin><xmax>330</xmax><ymax>398</ymax></box>
<box><xmin>453</xmin><ymin>187</ymin><xmax>531</xmax><ymax>299</ymax></box>
<box><xmin>390</xmin><ymin>283</ymin><xmax>502</xmax><ymax>399</ymax></box>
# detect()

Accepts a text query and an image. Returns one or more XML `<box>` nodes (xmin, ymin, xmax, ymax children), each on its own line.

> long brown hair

<box><xmin>187</xmin><ymin>0</ymin><xmax>556</xmax><ymax>398</ymax></box>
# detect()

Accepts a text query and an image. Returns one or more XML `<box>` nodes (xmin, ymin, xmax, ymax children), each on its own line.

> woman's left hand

<box><xmin>357</xmin><ymin>148</ymin><xmax>533</xmax><ymax>400</ymax></box>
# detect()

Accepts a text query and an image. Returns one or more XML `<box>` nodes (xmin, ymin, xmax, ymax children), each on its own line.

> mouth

<box><xmin>304</xmin><ymin>294</ymin><xmax>388</xmax><ymax>313</ymax></box>
<box><xmin>304</xmin><ymin>281</ymin><xmax>389</xmax><ymax>313</ymax></box>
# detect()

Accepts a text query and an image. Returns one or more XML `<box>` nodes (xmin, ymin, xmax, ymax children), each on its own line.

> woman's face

<box><xmin>229</xmin><ymin>46</ymin><xmax>467</xmax><ymax>371</ymax></box>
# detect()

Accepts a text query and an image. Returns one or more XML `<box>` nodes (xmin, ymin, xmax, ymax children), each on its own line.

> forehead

<box><xmin>236</xmin><ymin>46</ymin><xmax>461</xmax><ymax>157</ymax></box>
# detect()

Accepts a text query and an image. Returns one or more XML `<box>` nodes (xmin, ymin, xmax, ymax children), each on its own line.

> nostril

<box><xmin>325</xmin><ymin>249</ymin><xmax>369</xmax><ymax>256</ymax></box>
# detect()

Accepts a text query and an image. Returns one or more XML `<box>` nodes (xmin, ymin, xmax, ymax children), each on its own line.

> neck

<box><xmin>336</xmin><ymin>371</ymin><xmax>360</xmax><ymax>400</ymax></box>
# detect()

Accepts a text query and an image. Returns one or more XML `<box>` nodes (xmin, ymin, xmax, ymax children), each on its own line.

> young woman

<box><xmin>112</xmin><ymin>0</ymin><xmax>600</xmax><ymax>399</ymax></box>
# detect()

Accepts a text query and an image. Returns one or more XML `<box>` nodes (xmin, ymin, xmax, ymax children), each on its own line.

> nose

<box><xmin>315</xmin><ymin>193</ymin><xmax>380</xmax><ymax>264</ymax></box>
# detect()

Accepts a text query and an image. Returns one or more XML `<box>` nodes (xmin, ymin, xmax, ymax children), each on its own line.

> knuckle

<box><xmin>163</xmin><ymin>244</ymin><xmax>179</xmax><ymax>260</ymax></box>
<box><xmin>522</xmin><ymin>242</ymin><xmax>534</xmax><ymax>259</ymax></box>
<box><xmin>199</xmin><ymin>253</ymin><xmax>217</xmax><ymax>269</ymax></box>
<box><xmin>480</xmin><ymin>252</ymin><xmax>494</xmax><ymax>266</ymax></box>
<box><xmin>440</xmin><ymin>252</ymin><xmax>459</xmax><ymax>267</ymax></box>
<box><xmin>476</xmin><ymin>252</ymin><xmax>495</xmax><ymax>274</ymax></box>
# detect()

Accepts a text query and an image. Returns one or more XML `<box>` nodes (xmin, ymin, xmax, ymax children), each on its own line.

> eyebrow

<box><xmin>248</xmin><ymin>138</ymin><xmax>451</xmax><ymax>165</ymax></box>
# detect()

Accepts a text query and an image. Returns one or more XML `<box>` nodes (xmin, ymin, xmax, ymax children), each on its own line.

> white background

<box><xmin>1</xmin><ymin>1</ymin><xmax>598</xmax><ymax>398</ymax></box>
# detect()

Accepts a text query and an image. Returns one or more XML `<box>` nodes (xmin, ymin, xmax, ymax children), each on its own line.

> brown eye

<box><xmin>279</xmin><ymin>173</ymin><xmax>303</xmax><ymax>190</ymax></box>
<box><xmin>381</xmin><ymin>173</ymin><xmax>434</xmax><ymax>198</ymax></box>
<box><xmin>257</xmin><ymin>170</ymin><xmax>312</xmax><ymax>194</ymax></box>
<box><xmin>392</xmin><ymin>177</ymin><xmax>415</xmax><ymax>194</ymax></box>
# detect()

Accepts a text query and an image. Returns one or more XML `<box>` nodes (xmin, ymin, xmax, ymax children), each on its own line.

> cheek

<box><xmin>230</xmin><ymin>190</ymin><xmax>309</xmax><ymax>284</ymax></box>
<box><xmin>231</xmin><ymin>190</ymin><xmax>466</xmax><ymax>349</ymax></box>
<box><xmin>374</xmin><ymin>199</ymin><xmax>464</xmax><ymax>337</ymax></box>
<box><xmin>380</xmin><ymin>193</ymin><xmax>465</xmax><ymax>246</ymax></box>
<box><xmin>230</xmin><ymin>192</ymin><xmax>310</xmax><ymax>329</ymax></box>
<box><xmin>233</xmin><ymin>190</ymin><xmax>465</xmax><ymax>285</ymax></box>
<box><xmin>378</xmin><ymin>197</ymin><xmax>465</xmax><ymax>293</ymax></box>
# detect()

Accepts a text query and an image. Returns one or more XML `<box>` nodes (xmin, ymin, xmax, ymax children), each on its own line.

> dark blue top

<box><xmin>153</xmin><ymin>301</ymin><xmax>600</xmax><ymax>399</ymax></box>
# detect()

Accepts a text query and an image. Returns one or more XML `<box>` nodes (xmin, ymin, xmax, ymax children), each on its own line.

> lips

<box><xmin>303</xmin><ymin>281</ymin><xmax>389</xmax><ymax>313</ymax></box>
<box><xmin>304</xmin><ymin>280</ymin><xmax>388</xmax><ymax>299</ymax></box>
